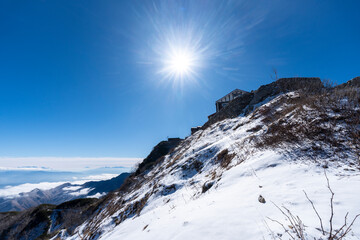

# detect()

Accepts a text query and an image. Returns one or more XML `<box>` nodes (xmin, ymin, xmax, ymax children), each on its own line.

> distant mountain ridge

<box><xmin>0</xmin><ymin>172</ymin><xmax>130</xmax><ymax>212</ymax></box>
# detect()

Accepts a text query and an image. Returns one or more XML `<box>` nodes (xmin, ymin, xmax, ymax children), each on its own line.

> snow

<box><xmin>63</xmin><ymin>92</ymin><xmax>360</xmax><ymax>240</ymax></box>
<box><xmin>98</xmin><ymin>151</ymin><xmax>360</xmax><ymax>240</ymax></box>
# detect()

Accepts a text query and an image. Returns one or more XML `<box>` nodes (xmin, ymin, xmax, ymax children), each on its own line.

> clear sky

<box><xmin>0</xmin><ymin>0</ymin><xmax>359</xmax><ymax>158</ymax></box>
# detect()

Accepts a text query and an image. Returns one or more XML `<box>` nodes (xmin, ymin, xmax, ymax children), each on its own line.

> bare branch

<box><xmin>303</xmin><ymin>190</ymin><xmax>325</xmax><ymax>235</ymax></box>
<box><xmin>332</xmin><ymin>212</ymin><xmax>348</xmax><ymax>240</ymax></box>
<box><xmin>324</xmin><ymin>169</ymin><xmax>335</xmax><ymax>239</ymax></box>
<box><xmin>283</xmin><ymin>206</ymin><xmax>302</xmax><ymax>238</ymax></box>
<box><xmin>337</xmin><ymin>214</ymin><xmax>360</xmax><ymax>239</ymax></box>
<box><xmin>270</xmin><ymin>171</ymin><xmax>359</xmax><ymax>240</ymax></box>
<box><xmin>271</xmin><ymin>202</ymin><xmax>306</xmax><ymax>239</ymax></box>
<box><xmin>267</xmin><ymin>216</ymin><xmax>295</xmax><ymax>240</ymax></box>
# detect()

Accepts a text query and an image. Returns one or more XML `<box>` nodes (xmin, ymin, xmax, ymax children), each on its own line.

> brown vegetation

<box><xmin>216</xmin><ymin>149</ymin><xmax>236</xmax><ymax>169</ymax></box>
<box><xmin>255</xmin><ymin>83</ymin><xmax>360</xmax><ymax>163</ymax></box>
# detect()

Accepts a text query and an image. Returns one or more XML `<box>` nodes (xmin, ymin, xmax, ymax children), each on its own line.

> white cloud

<box><xmin>77</xmin><ymin>173</ymin><xmax>118</xmax><ymax>181</ymax></box>
<box><xmin>0</xmin><ymin>173</ymin><xmax>121</xmax><ymax>198</ymax></box>
<box><xmin>0</xmin><ymin>157</ymin><xmax>142</xmax><ymax>171</ymax></box>
<box><xmin>0</xmin><ymin>157</ymin><xmax>142</xmax><ymax>198</ymax></box>
<box><xmin>87</xmin><ymin>192</ymin><xmax>106</xmax><ymax>198</ymax></box>
<box><xmin>0</xmin><ymin>181</ymin><xmax>67</xmax><ymax>198</ymax></box>
<box><xmin>62</xmin><ymin>186</ymin><xmax>82</xmax><ymax>191</ymax></box>
<box><xmin>69</xmin><ymin>188</ymin><xmax>93</xmax><ymax>196</ymax></box>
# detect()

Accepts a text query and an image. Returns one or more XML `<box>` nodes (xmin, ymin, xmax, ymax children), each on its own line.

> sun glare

<box><xmin>169</xmin><ymin>50</ymin><xmax>193</xmax><ymax>74</ymax></box>
<box><xmin>161</xmin><ymin>46</ymin><xmax>199</xmax><ymax>82</ymax></box>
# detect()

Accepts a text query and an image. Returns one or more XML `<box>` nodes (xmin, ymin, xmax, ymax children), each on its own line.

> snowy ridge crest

<box><xmin>69</xmin><ymin>82</ymin><xmax>360</xmax><ymax>240</ymax></box>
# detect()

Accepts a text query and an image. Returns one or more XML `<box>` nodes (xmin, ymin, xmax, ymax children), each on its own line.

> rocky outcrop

<box><xmin>249</xmin><ymin>77</ymin><xmax>321</xmax><ymax>106</ymax></box>
<box><xmin>203</xmin><ymin>77</ymin><xmax>322</xmax><ymax>129</ymax></box>
<box><xmin>336</xmin><ymin>76</ymin><xmax>360</xmax><ymax>89</ymax></box>
<box><xmin>191</xmin><ymin>126</ymin><xmax>202</xmax><ymax>134</ymax></box>
<box><xmin>135</xmin><ymin>138</ymin><xmax>182</xmax><ymax>175</ymax></box>
<box><xmin>350</xmin><ymin>76</ymin><xmax>360</xmax><ymax>87</ymax></box>
<box><xmin>0</xmin><ymin>199</ymin><xmax>99</xmax><ymax>240</ymax></box>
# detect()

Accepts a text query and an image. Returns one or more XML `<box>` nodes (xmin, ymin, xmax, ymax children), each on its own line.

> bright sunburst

<box><xmin>161</xmin><ymin>45</ymin><xmax>199</xmax><ymax>82</ymax></box>
<box><xmin>137</xmin><ymin>1</ymin><xmax>262</xmax><ymax>90</ymax></box>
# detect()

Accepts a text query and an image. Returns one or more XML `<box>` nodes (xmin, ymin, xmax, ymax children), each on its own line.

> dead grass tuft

<box><xmin>216</xmin><ymin>149</ymin><xmax>236</xmax><ymax>169</ymax></box>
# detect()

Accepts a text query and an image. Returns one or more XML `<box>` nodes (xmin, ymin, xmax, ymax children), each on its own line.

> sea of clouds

<box><xmin>0</xmin><ymin>157</ymin><xmax>141</xmax><ymax>198</ymax></box>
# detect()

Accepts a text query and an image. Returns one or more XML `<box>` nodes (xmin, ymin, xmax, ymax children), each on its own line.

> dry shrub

<box><xmin>115</xmin><ymin>193</ymin><xmax>150</xmax><ymax>225</ymax></box>
<box><xmin>269</xmin><ymin>170</ymin><xmax>360</xmax><ymax>240</ymax></box>
<box><xmin>181</xmin><ymin>159</ymin><xmax>204</xmax><ymax>173</ymax></box>
<box><xmin>256</xmin><ymin>86</ymin><xmax>360</xmax><ymax>161</ymax></box>
<box><xmin>216</xmin><ymin>149</ymin><xmax>235</xmax><ymax>168</ymax></box>
<box><xmin>191</xmin><ymin>160</ymin><xmax>203</xmax><ymax>172</ymax></box>
<box><xmin>233</xmin><ymin>122</ymin><xmax>245</xmax><ymax>130</ymax></box>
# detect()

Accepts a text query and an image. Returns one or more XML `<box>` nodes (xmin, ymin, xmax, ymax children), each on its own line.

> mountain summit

<box><xmin>1</xmin><ymin>77</ymin><xmax>360</xmax><ymax>240</ymax></box>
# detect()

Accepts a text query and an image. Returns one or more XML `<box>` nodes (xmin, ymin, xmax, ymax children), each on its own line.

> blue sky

<box><xmin>0</xmin><ymin>0</ymin><xmax>359</xmax><ymax>158</ymax></box>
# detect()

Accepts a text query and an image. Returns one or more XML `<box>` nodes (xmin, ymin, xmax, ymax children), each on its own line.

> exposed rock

<box><xmin>191</xmin><ymin>126</ymin><xmax>202</xmax><ymax>134</ymax></box>
<box><xmin>258</xmin><ymin>195</ymin><xmax>266</xmax><ymax>204</ymax></box>
<box><xmin>135</xmin><ymin>138</ymin><xmax>182</xmax><ymax>175</ymax></box>
<box><xmin>350</xmin><ymin>76</ymin><xmax>360</xmax><ymax>87</ymax></box>
<box><xmin>161</xmin><ymin>184</ymin><xmax>177</xmax><ymax>196</ymax></box>
<box><xmin>0</xmin><ymin>199</ymin><xmax>99</xmax><ymax>240</ymax></box>
<box><xmin>336</xmin><ymin>76</ymin><xmax>360</xmax><ymax>89</ymax></box>
<box><xmin>202</xmin><ymin>181</ymin><xmax>214</xmax><ymax>193</ymax></box>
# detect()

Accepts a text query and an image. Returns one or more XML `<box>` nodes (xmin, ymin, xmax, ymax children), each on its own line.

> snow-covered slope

<box><xmin>64</xmin><ymin>81</ymin><xmax>360</xmax><ymax>240</ymax></box>
<box><xmin>2</xmin><ymin>77</ymin><xmax>359</xmax><ymax>240</ymax></box>
<box><xmin>99</xmin><ymin>152</ymin><xmax>360</xmax><ymax>240</ymax></box>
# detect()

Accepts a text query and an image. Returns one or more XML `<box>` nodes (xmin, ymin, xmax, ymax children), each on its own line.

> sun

<box><xmin>168</xmin><ymin>50</ymin><xmax>193</xmax><ymax>74</ymax></box>
<box><xmin>161</xmin><ymin>46</ymin><xmax>198</xmax><ymax>81</ymax></box>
